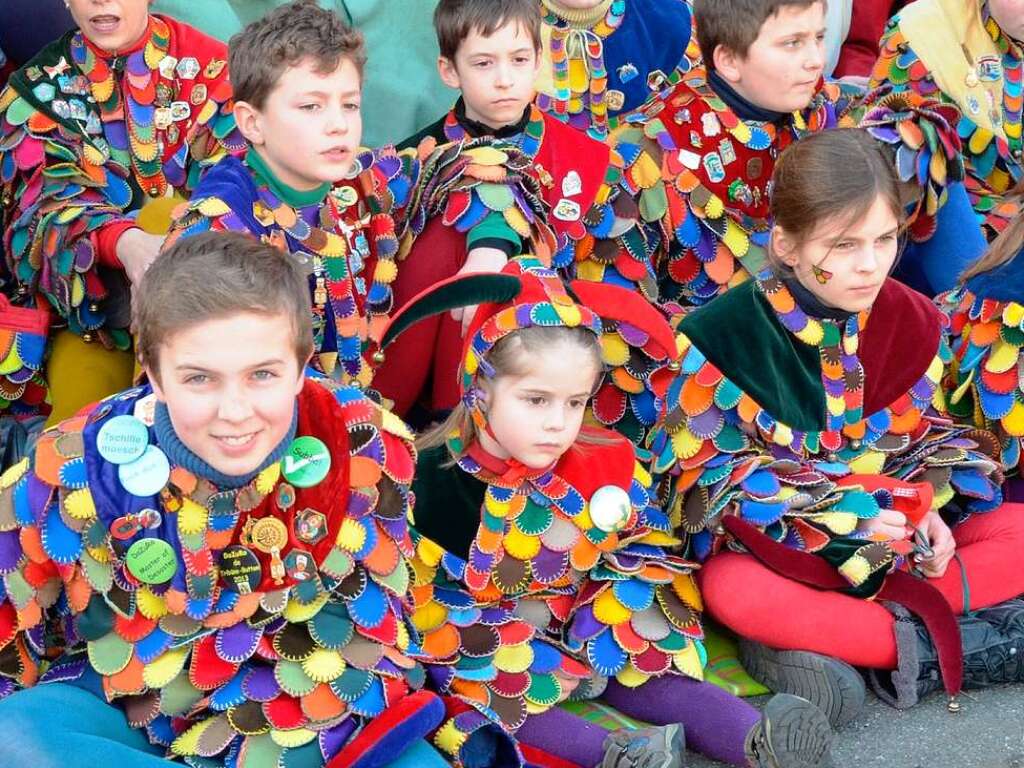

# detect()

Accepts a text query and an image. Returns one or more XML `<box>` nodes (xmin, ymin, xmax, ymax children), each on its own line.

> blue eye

<box><xmin>252</xmin><ymin>370</ymin><xmax>277</xmax><ymax>381</ymax></box>
<box><xmin>185</xmin><ymin>374</ymin><xmax>208</xmax><ymax>385</ymax></box>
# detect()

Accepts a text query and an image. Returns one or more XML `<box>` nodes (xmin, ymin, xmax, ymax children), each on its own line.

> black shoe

<box><xmin>601</xmin><ymin>723</ymin><xmax>686</xmax><ymax>768</ymax></box>
<box><xmin>740</xmin><ymin>640</ymin><xmax>865</xmax><ymax>727</ymax></box>
<box><xmin>744</xmin><ymin>694</ymin><xmax>833</xmax><ymax>768</ymax></box>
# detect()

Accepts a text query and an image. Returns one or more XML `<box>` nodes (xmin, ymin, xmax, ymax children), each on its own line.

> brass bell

<box><xmin>82</xmin><ymin>332</ymin><xmax>93</xmax><ymax>343</ymax></box>
<box><xmin>372</xmin><ymin>350</ymin><xmax>386</xmax><ymax>364</ymax></box>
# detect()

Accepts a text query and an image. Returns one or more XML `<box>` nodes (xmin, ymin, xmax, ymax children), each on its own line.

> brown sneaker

<box><xmin>744</xmin><ymin>694</ymin><xmax>833</xmax><ymax>768</ymax></box>
<box><xmin>601</xmin><ymin>723</ymin><xmax>687</xmax><ymax>768</ymax></box>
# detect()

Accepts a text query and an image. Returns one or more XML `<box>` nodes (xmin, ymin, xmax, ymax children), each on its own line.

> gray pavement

<box><xmin>689</xmin><ymin>684</ymin><xmax>1024</xmax><ymax>767</ymax></box>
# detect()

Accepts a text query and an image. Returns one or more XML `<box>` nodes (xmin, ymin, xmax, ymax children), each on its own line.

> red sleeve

<box><xmin>834</xmin><ymin>0</ymin><xmax>903</xmax><ymax>78</ymax></box>
<box><xmin>92</xmin><ymin>219</ymin><xmax>138</xmax><ymax>269</ymax></box>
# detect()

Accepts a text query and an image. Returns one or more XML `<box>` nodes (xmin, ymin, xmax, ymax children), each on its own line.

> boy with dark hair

<box><xmin>0</xmin><ymin>231</ymin><xmax>486</xmax><ymax>767</ymax></box>
<box><xmin>380</xmin><ymin>0</ymin><xmax>666</xmax><ymax>443</ymax></box>
<box><xmin>169</xmin><ymin>0</ymin><xmax>543</xmax><ymax>401</ymax></box>
<box><xmin>614</xmin><ymin>0</ymin><xmax>857</xmax><ymax>306</ymax></box>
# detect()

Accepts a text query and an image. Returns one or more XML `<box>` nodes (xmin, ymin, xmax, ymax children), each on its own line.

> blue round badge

<box><xmin>96</xmin><ymin>415</ymin><xmax>150</xmax><ymax>465</ymax></box>
<box><xmin>118</xmin><ymin>445</ymin><xmax>171</xmax><ymax>497</ymax></box>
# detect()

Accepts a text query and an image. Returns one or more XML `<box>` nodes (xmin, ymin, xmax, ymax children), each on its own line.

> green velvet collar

<box><xmin>245</xmin><ymin>148</ymin><xmax>330</xmax><ymax>208</ymax></box>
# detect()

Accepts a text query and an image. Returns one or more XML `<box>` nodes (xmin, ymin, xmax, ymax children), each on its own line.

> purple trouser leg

<box><xmin>603</xmin><ymin>677</ymin><xmax>758</xmax><ymax>767</ymax></box>
<box><xmin>517</xmin><ymin>706</ymin><xmax>608</xmax><ymax>766</ymax></box>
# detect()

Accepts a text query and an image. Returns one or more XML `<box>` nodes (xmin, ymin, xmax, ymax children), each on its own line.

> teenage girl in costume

<box><xmin>649</xmin><ymin>128</ymin><xmax>1024</xmax><ymax>726</ymax></box>
<box><xmin>390</xmin><ymin>259</ymin><xmax>834</xmax><ymax>768</ymax></box>
<box><xmin>940</xmin><ymin>181</ymin><xmax>1024</xmax><ymax>501</ymax></box>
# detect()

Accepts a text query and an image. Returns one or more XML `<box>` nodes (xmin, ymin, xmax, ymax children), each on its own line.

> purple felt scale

<box><xmin>242</xmin><ymin>666</ymin><xmax>281</xmax><ymax>702</ymax></box>
<box><xmin>215</xmin><ymin>622</ymin><xmax>262</xmax><ymax>663</ymax></box>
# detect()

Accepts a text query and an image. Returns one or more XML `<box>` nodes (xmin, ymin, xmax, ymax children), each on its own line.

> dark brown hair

<box><xmin>694</xmin><ymin>0</ymin><xmax>823</xmax><ymax>69</ymax></box>
<box><xmin>416</xmin><ymin>325</ymin><xmax>605</xmax><ymax>453</ymax></box>
<box><xmin>960</xmin><ymin>179</ymin><xmax>1024</xmax><ymax>282</ymax></box>
<box><xmin>229</xmin><ymin>0</ymin><xmax>366</xmax><ymax>110</ymax></box>
<box><xmin>433</xmin><ymin>0</ymin><xmax>542</xmax><ymax>61</ymax></box>
<box><xmin>135</xmin><ymin>232</ymin><xmax>314</xmax><ymax>379</ymax></box>
<box><xmin>768</xmin><ymin>128</ymin><xmax>905</xmax><ymax>273</ymax></box>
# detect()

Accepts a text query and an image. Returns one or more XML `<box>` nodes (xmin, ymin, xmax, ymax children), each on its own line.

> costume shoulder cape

<box><xmin>0</xmin><ymin>14</ymin><xmax>241</xmax><ymax>343</ymax></box>
<box><xmin>868</xmin><ymin>0</ymin><xmax>1022</xmax><ymax>238</ymax></box>
<box><xmin>536</xmin><ymin>0</ymin><xmax>697</xmax><ymax>138</ymax></box>
<box><xmin>612</xmin><ymin>67</ymin><xmax>851</xmax><ymax>305</ymax></box>
<box><xmin>409</xmin><ymin>429</ymin><xmax>706</xmax><ymax>738</ymax></box>
<box><xmin>0</xmin><ymin>377</ymin><xmax>462</xmax><ymax>766</ymax></box>
<box><xmin>649</xmin><ymin>276</ymin><xmax>1003</xmax><ymax>597</ymax></box>
<box><xmin>940</xmin><ymin>248</ymin><xmax>1024</xmax><ymax>472</ymax></box>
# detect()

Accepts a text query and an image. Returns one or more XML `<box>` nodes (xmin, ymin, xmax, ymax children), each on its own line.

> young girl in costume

<box><xmin>0</xmin><ymin>0</ymin><xmax>242</xmax><ymax>424</ymax></box>
<box><xmin>387</xmin><ymin>259</ymin><xmax>834</xmax><ymax>768</ymax></box>
<box><xmin>649</xmin><ymin>128</ymin><xmax>1024</xmax><ymax>726</ymax></box>
<box><xmin>940</xmin><ymin>181</ymin><xmax>1024</xmax><ymax>500</ymax></box>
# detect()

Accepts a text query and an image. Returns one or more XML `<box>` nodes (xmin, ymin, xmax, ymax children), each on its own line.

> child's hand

<box><xmin>856</xmin><ymin>508</ymin><xmax>908</xmax><ymax>541</ymax></box>
<box><xmin>917</xmin><ymin>511</ymin><xmax>956</xmax><ymax>579</ymax></box>
<box><xmin>117</xmin><ymin>229</ymin><xmax>165</xmax><ymax>286</ymax></box>
<box><xmin>451</xmin><ymin>246</ymin><xmax>509</xmax><ymax>336</ymax></box>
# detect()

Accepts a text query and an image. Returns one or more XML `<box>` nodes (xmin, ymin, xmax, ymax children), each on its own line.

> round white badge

<box><xmin>589</xmin><ymin>485</ymin><xmax>633</xmax><ymax>533</ymax></box>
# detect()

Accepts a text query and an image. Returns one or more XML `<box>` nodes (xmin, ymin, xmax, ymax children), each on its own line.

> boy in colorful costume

<box><xmin>650</xmin><ymin>130</ymin><xmax>1024</xmax><ymax>727</ymax></box>
<box><xmin>383</xmin><ymin>0</ymin><xmax>664</xmax><ymax>444</ymax></box>
<box><xmin>388</xmin><ymin>259</ymin><xmax>835</xmax><ymax>768</ymax></box>
<box><xmin>0</xmin><ymin>0</ymin><xmax>241</xmax><ymax>424</ymax></box>
<box><xmin>0</xmin><ymin>232</ymin><xmax>498</xmax><ymax>767</ymax></box>
<box><xmin>869</xmin><ymin>0</ymin><xmax>1022</xmax><ymax>243</ymax></box>
<box><xmin>534</xmin><ymin>0</ymin><xmax>698</xmax><ymax>139</ymax></box>
<box><xmin>169</xmin><ymin>2</ymin><xmax>542</xmax><ymax>406</ymax></box>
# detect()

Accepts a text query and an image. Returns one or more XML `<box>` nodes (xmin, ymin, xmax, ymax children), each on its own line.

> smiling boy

<box><xmin>0</xmin><ymin>231</ymin><xmax>473</xmax><ymax>767</ymax></box>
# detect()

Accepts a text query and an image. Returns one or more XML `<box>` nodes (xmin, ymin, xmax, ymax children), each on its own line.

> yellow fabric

<box><xmin>896</xmin><ymin>0</ymin><xmax>1006</xmax><ymax>138</ymax></box>
<box><xmin>45</xmin><ymin>330</ymin><xmax>135</xmax><ymax>426</ymax></box>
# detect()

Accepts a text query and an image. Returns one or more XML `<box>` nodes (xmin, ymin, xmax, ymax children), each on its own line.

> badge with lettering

<box><xmin>607</xmin><ymin>90</ymin><xmax>625</xmax><ymax>112</ymax></box>
<box><xmin>243</xmin><ymin>517</ymin><xmax>288</xmax><ymax>584</ymax></box>
<box><xmin>553</xmin><ymin>198</ymin><xmax>582</xmax><ymax>222</ymax></box>
<box><xmin>977</xmin><ymin>55</ymin><xmax>1002</xmax><ymax>82</ymax></box>
<box><xmin>295</xmin><ymin>508</ymin><xmax>328</xmax><ymax>545</ymax></box>
<box><xmin>97</xmin><ymin>415</ymin><xmax>150</xmax><ymax>464</ymax></box>
<box><xmin>562</xmin><ymin>170</ymin><xmax>582</xmax><ymax>197</ymax></box>
<box><xmin>158</xmin><ymin>56</ymin><xmax>178</xmax><ymax>79</ymax></box>
<box><xmin>617</xmin><ymin>62</ymin><xmax>639</xmax><ymax>83</ymax></box>
<box><xmin>218</xmin><ymin>545</ymin><xmax>261</xmax><ymax>593</ymax></box>
<box><xmin>118</xmin><ymin>445</ymin><xmax>171</xmax><ymax>497</ymax></box>
<box><xmin>703</xmin><ymin>152</ymin><xmax>726</xmax><ymax>183</ymax></box>
<box><xmin>154</xmin><ymin>107</ymin><xmax>173</xmax><ymax>130</ymax></box>
<box><xmin>176</xmin><ymin>57</ymin><xmax>200</xmax><ymax>80</ymax></box>
<box><xmin>125</xmin><ymin>538</ymin><xmax>177</xmax><ymax>584</ymax></box>
<box><xmin>282</xmin><ymin>436</ymin><xmax>331</xmax><ymax>488</ymax></box>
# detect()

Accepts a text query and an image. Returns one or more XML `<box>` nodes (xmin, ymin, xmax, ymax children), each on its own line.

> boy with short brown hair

<box><xmin>0</xmin><ymin>230</ymin><xmax>473</xmax><ymax>768</ymax></box>
<box><xmin>169</xmin><ymin>0</ymin><xmax>543</xmax><ymax>407</ymax></box>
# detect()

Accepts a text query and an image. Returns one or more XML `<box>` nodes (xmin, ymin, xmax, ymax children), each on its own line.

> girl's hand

<box><xmin>917</xmin><ymin>511</ymin><xmax>956</xmax><ymax>579</ymax></box>
<box><xmin>450</xmin><ymin>246</ymin><xmax>508</xmax><ymax>336</ymax></box>
<box><xmin>856</xmin><ymin>508</ymin><xmax>908</xmax><ymax>541</ymax></box>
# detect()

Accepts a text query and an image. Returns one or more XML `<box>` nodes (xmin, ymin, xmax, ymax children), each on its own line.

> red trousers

<box><xmin>373</xmin><ymin>221</ymin><xmax>465</xmax><ymax>418</ymax></box>
<box><xmin>699</xmin><ymin>503</ymin><xmax>1024</xmax><ymax>669</ymax></box>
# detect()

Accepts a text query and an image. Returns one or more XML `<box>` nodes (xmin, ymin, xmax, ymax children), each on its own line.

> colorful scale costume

<box><xmin>0</xmin><ymin>376</ymin><xmax>498</xmax><ymax>765</ymax></box>
<box><xmin>869</xmin><ymin>0</ymin><xmax>1022</xmax><ymax>238</ymax></box>
<box><xmin>0</xmin><ymin>16</ymin><xmax>241</xmax><ymax>354</ymax></box>
<box><xmin>393</xmin><ymin>260</ymin><xmax>705</xmax><ymax>756</ymax></box>
<box><xmin>612</xmin><ymin>69</ymin><xmax>854</xmax><ymax>305</ymax></box>
<box><xmin>648</xmin><ymin>272</ymin><xmax>1003</xmax><ymax>597</ymax></box>
<box><xmin>169</xmin><ymin>139</ymin><xmax>544</xmax><ymax>395</ymax></box>
<box><xmin>940</xmin><ymin>241</ymin><xmax>1024</xmax><ymax>475</ymax></box>
<box><xmin>535</xmin><ymin>0</ymin><xmax>698</xmax><ymax>139</ymax></box>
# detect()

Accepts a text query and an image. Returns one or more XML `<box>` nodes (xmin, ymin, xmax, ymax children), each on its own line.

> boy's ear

<box><xmin>147</xmin><ymin>365</ymin><xmax>166</xmax><ymax>402</ymax></box>
<box><xmin>711</xmin><ymin>43</ymin><xmax>744</xmax><ymax>85</ymax></box>
<box><xmin>438</xmin><ymin>56</ymin><xmax>461</xmax><ymax>90</ymax></box>
<box><xmin>233</xmin><ymin>100</ymin><xmax>264</xmax><ymax>145</ymax></box>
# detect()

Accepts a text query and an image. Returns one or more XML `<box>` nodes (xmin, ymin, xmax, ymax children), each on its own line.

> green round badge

<box><xmin>281</xmin><ymin>436</ymin><xmax>331</xmax><ymax>488</ymax></box>
<box><xmin>125</xmin><ymin>538</ymin><xmax>178</xmax><ymax>584</ymax></box>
